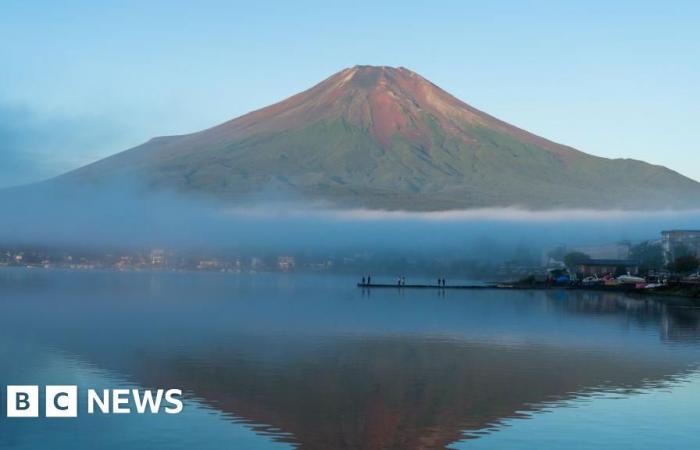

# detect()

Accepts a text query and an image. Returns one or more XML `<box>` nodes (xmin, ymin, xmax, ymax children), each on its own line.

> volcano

<box><xmin>59</xmin><ymin>65</ymin><xmax>700</xmax><ymax>210</ymax></box>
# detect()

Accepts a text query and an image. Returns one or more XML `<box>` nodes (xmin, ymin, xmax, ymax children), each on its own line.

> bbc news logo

<box><xmin>2</xmin><ymin>386</ymin><xmax>183</xmax><ymax>418</ymax></box>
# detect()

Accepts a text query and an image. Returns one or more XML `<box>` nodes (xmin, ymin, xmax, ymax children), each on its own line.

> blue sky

<box><xmin>1</xmin><ymin>0</ymin><xmax>699</xmax><ymax>187</ymax></box>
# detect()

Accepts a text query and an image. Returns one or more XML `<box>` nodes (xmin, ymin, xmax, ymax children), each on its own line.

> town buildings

<box><xmin>575</xmin><ymin>259</ymin><xmax>640</xmax><ymax>278</ymax></box>
<box><xmin>571</xmin><ymin>242</ymin><xmax>631</xmax><ymax>260</ymax></box>
<box><xmin>661</xmin><ymin>230</ymin><xmax>700</xmax><ymax>265</ymax></box>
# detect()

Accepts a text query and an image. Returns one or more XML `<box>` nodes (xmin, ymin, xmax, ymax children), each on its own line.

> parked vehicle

<box><xmin>617</xmin><ymin>274</ymin><xmax>646</xmax><ymax>284</ymax></box>
<box><xmin>555</xmin><ymin>275</ymin><xmax>570</xmax><ymax>284</ymax></box>
<box><xmin>582</xmin><ymin>276</ymin><xmax>603</xmax><ymax>285</ymax></box>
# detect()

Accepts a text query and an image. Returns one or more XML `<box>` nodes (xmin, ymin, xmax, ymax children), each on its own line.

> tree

<box><xmin>614</xmin><ymin>265</ymin><xmax>628</xmax><ymax>277</ymax></box>
<box><xmin>671</xmin><ymin>255</ymin><xmax>700</xmax><ymax>274</ymax></box>
<box><xmin>672</xmin><ymin>244</ymin><xmax>692</xmax><ymax>259</ymax></box>
<box><xmin>547</xmin><ymin>245</ymin><xmax>567</xmax><ymax>262</ymax></box>
<box><xmin>549</xmin><ymin>268</ymin><xmax>568</xmax><ymax>279</ymax></box>
<box><xmin>630</xmin><ymin>241</ymin><xmax>664</xmax><ymax>272</ymax></box>
<box><xmin>563</xmin><ymin>252</ymin><xmax>591</xmax><ymax>271</ymax></box>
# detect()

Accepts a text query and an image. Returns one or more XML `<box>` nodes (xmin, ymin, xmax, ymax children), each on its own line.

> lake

<box><xmin>1</xmin><ymin>268</ymin><xmax>699</xmax><ymax>449</ymax></box>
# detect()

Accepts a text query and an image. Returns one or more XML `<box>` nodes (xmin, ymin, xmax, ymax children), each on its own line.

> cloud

<box><xmin>225</xmin><ymin>204</ymin><xmax>700</xmax><ymax>223</ymax></box>
<box><xmin>2</xmin><ymin>181</ymin><xmax>699</xmax><ymax>265</ymax></box>
<box><xmin>0</xmin><ymin>105</ymin><xmax>46</xmax><ymax>187</ymax></box>
<box><xmin>0</xmin><ymin>103</ymin><xmax>129</xmax><ymax>188</ymax></box>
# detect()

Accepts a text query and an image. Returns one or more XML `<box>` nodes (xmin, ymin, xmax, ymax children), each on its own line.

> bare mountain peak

<box><xmin>236</xmin><ymin>64</ymin><xmax>490</xmax><ymax>149</ymax></box>
<box><xmin>59</xmin><ymin>66</ymin><xmax>700</xmax><ymax>211</ymax></box>
<box><xmin>338</xmin><ymin>65</ymin><xmax>422</xmax><ymax>85</ymax></box>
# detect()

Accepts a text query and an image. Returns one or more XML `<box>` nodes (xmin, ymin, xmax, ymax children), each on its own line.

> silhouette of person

<box><xmin>362</xmin><ymin>276</ymin><xmax>366</xmax><ymax>285</ymax></box>
<box><xmin>368</xmin><ymin>275</ymin><xmax>371</xmax><ymax>285</ymax></box>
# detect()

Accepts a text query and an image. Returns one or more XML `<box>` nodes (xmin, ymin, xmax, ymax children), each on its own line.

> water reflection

<box><xmin>123</xmin><ymin>337</ymin><xmax>697</xmax><ymax>450</ymax></box>
<box><xmin>544</xmin><ymin>289</ymin><xmax>700</xmax><ymax>344</ymax></box>
<box><xmin>1</xmin><ymin>269</ymin><xmax>700</xmax><ymax>450</ymax></box>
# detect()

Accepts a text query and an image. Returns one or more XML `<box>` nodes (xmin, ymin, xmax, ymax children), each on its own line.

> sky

<box><xmin>1</xmin><ymin>0</ymin><xmax>699</xmax><ymax>188</ymax></box>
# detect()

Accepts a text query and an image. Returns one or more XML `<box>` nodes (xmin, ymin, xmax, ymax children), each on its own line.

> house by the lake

<box><xmin>575</xmin><ymin>259</ymin><xmax>640</xmax><ymax>277</ymax></box>
<box><xmin>662</xmin><ymin>230</ymin><xmax>700</xmax><ymax>265</ymax></box>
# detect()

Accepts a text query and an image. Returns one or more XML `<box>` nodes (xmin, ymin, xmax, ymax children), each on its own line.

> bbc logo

<box><xmin>2</xmin><ymin>385</ymin><xmax>183</xmax><ymax>417</ymax></box>
<box><xmin>5</xmin><ymin>385</ymin><xmax>78</xmax><ymax>418</ymax></box>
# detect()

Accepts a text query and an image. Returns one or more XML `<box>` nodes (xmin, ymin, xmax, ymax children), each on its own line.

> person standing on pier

<box><xmin>362</xmin><ymin>276</ymin><xmax>366</xmax><ymax>285</ymax></box>
<box><xmin>367</xmin><ymin>275</ymin><xmax>371</xmax><ymax>285</ymax></box>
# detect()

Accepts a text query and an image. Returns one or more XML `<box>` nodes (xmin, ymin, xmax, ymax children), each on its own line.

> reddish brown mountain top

<box><xmin>59</xmin><ymin>65</ymin><xmax>700</xmax><ymax>211</ymax></box>
<box><xmin>212</xmin><ymin>65</ymin><xmax>578</xmax><ymax>158</ymax></box>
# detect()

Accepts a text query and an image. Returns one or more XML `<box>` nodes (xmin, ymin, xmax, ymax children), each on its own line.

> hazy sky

<box><xmin>1</xmin><ymin>0</ymin><xmax>699</xmax><ymax>187</ymax></box>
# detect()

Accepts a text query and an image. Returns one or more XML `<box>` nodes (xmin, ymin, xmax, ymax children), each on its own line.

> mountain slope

<box><xmin>59</xmin><ymin>65</ymin><xmax>700</xmax><ymax>210</ymax></box>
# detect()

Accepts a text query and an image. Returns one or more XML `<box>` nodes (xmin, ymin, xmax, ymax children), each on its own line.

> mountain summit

<box><xmin>61</xmin><ymin>65</ymin><xmax>700</xmax><ymax>210</ymax></box>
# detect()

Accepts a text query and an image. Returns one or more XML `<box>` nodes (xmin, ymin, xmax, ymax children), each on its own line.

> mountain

<box><xmin>58</xmin><ymin>65</ymin><xmax>700</xmax><ymax>210</ymax></box>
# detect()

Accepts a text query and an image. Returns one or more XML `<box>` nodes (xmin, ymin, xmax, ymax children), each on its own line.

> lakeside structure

<box><xmin>575</xmin><ymin>259</ymin><xmax>640</xmax><ymax>278</ymax></box>
<box><xmin>1</xmin><ymin>230</ymin><xmax>698</xmax><ymax>280</ymax></box>
<box><xmin>572</xmin><ymin>242</ymin><xmax>632</xmax><ymax>260</ymax></box>
<box><xmin>662</xmin><ymin>230</ymin><xmax>700</xmax><ymax>266</ymax></box>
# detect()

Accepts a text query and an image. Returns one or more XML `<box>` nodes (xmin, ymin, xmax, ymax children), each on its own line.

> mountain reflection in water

<box><xmin>1</xmin><ymin>269</ymin><xmax>700</xmax><ymax>450</ymax></box>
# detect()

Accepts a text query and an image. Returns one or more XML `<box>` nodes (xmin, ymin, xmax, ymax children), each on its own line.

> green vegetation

<box><xmin>564</xmin><ymin>252</ymin><xmax>591</xmax><ymax>270</ymax></box>
<box><xmin>630</xmin><ymin>241</ymin><xmax>664</xmax><ymax>272</ymax></box>
<box><xmin>671</xmin><ymin>255</ymin><xmax>700</xmax><ymax>274</ymax></box>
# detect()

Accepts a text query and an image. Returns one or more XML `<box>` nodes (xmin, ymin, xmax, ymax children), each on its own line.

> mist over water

<box><xmin>1</xmin><ymin>182</ymin><xmax>698</xmax><ymax>263</ymax></box>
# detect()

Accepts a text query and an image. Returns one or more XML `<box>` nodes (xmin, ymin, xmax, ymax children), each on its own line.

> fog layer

<box><xmin>1</xmin><ymin>183</ymin><xmax>698</xmax><ymax>263</ymax></box>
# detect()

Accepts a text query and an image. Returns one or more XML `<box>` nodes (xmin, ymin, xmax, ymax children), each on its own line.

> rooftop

<box><xmin>662</xmin><ymin>230</ymin><xmax>700</xmax><ymax>234</ymax></box>
<box><xmin>578</xmin><ymin>259</ymin><xmax>640</xmax><ymax>266</ymax></box>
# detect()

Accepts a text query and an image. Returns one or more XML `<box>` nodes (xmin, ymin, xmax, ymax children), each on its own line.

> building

<box><xmin>150</xmin><ymin>249</ymin><xmax>166</xmax><ymax>266</ymax></box>
<box><xmin>250</xmin><ymin>257</ymin><xmax>266</xmax><ymax>271</ymax></box>
<box><xmin>572</xmin><ymin>241</ymin><xmax>631</xmax><ymax>260</ymax></box>
<box><xmin>543</xmin><ymin>242</ymin><xmax>631</xmax><ymax>267</ymax></box>
<box><xmin>575</xmin><ymin>259</ymin><xmax>640</xmax><ymax>277</ymax></box>
<box><xmin>661</xmin><ymin>230</ymin><xmax>700</xmax><ymax>265</ymax></box>
<box><xmin>197</xmin><ymin>259</ymin><xmax>222</xmax><ymax>270</ymax></box>
<box><xmin>277</xmin><ymin>256</ymin><xmax>296</xmax><ymax>271</ymax></box>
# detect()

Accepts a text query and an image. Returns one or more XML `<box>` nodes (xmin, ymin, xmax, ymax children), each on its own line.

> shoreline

<box><xmin>358</xmin><ymin>281</ymin><xmax>700</xmax><ymax>301</ymax></box>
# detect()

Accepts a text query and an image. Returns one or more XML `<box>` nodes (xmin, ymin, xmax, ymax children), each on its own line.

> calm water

<box><xmin>1</xmin><ymin>269</ymin><xmax>700</xmax><ymax>449</ymax></box>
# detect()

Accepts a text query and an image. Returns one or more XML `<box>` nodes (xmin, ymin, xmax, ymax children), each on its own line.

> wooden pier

<box><xmin>355</xmin><ymin>278</ymin><xmax>699</xmax><ymax>299</ymax></box>
<box><xmin>357</xmin><ymin>283</ymin><xmax>499</xmax><ymax>290</ymax></box>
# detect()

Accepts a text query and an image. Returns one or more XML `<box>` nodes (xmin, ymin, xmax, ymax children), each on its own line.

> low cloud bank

<box><xmin>1</xmin><ymin>183</ymin><xmax>698</xmax><ymax>262</ymax></box>
<box><xmin>0</xmin><ymin>102</ymin><xmax>131</xmax><ymax>188</ymax></box>
<box><xmin>229</xmin><ymin>204</ymin><xmax>700</xmax><ymax>223</ymax></box>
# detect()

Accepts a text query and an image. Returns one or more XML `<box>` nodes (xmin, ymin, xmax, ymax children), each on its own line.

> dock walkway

<box><xmin>357</xmin><ymin>283</ymin><xmax>497</xmax><ymax>290</ymax></box>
